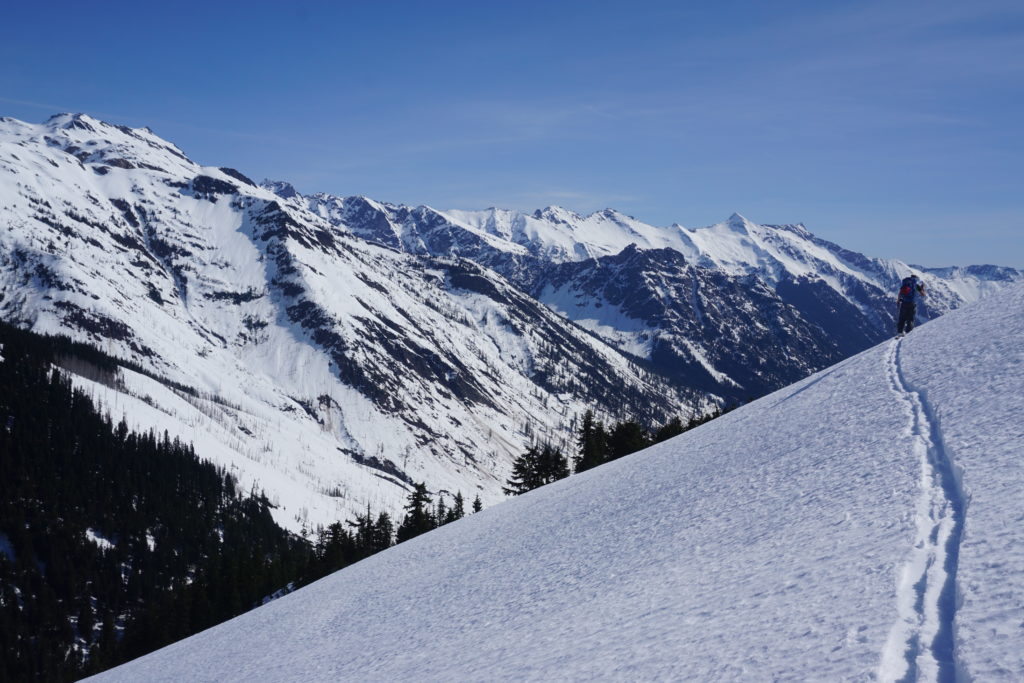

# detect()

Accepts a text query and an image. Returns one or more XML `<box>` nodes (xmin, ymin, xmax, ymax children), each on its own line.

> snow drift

<box><xmin>90</xmin><ymin>284</ymin><xmax>1024</xmax><ymax>681</ymax></box>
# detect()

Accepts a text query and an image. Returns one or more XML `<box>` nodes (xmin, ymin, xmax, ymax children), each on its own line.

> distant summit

<box><xmin>262</xmin><ymin>179</ymin><xmax>300</xmax><ymax>199</ymax></box>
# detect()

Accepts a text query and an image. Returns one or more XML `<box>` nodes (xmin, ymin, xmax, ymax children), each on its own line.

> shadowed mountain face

<box><xmin>300</xmin><ymin>194</ymin><xmax>1022</xmax><ymax>400</ymax></box>
<box><xmin>1</xmin><ymin>113</ymin><xmax>1020</xmax><ymax>528</ymax></box>
<box><xmin>532</xmin><ymin>246</ymin><xmax>848</xmax><ymax>398</ymax></box>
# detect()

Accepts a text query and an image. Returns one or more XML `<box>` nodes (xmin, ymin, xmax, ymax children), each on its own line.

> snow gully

<box><xmin>879</xmin><ymin>338</ymin><xmax>968</xmax><ymax>682</ymax></box>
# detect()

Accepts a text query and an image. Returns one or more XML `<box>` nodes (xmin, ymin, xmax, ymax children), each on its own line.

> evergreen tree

<box><xmin>472</xmin><ymin>495</ymin><xmax>483</xmax><ymax>513</ymax></box>
<box><xmin>653</xmin><ymin>416</ymin><xmax>685</xmax><ymax>444</ymax></box>
<box><xmin>372</xmin><ymin>512</ymin><xmax>394</xmax><ymax>553</ymax></box>
<box><xmin>503</xmin><ymin>443</ymin><xmax>570</xmax><ymax>495</ymax></box>
<box><xmin>396</xmin><ymin>483</ymin><xmax>436</xmax><ymax>543</ymax></box>
<box><xmin>574</xmin><ymin>410</ymin><xmax>608</xmax><ymax>473</ymax></box>
<box><xmin>447</xmin><ymin>492</ymin><xmax>466</xmax><ymax>524</ymax></box>
<box><xmin>504</xmin><ymin>445</ymin><xmax>542</xmax><ymax>495</ymax></box>
<box><xmin>350</xmin><ymin>506</ymin><xmax>378</xmax><ymax>558</ymax></box>
<box><xmin>538</xmin><ymin>443</ymin><xmax>570</xmax><ymax>484</ymax></box>
<box><xmin>606</xmin><ymin>420</ymin><xmax>650</xmax><ymax>460</ymax></box>
<box><xmin>434</xmin><ymin>495</ymin><xmax>448</xmax><ymax>528</ymax></box>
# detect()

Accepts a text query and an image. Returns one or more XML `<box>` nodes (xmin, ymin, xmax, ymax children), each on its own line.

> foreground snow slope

<box><xmin>92</xmin><ymin>285</ymin><xmax>1024</xmax><ymax>681</ymax></box>
<box><xmin>898</xmin><ymin>291</ymin><xmax>1024</xmax><ymax>680</ymax></box>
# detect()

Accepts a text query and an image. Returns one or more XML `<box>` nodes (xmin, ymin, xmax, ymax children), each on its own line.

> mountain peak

<box><xmin>45</xmin><ymin>112</ymin><xmax>103</xmax><ymax>133</ymax></box>
<box><xmin>262</xmin><ymin>179</ymin><xmax>300</xmax><ymax>199</ymax></box>
<box><xmin>720</xmin><ymin>212</ymin><xmax>763</xmax><ymax>235</ymax></box>
<box><xmin>533</xmin><ymin>205</ymin><xmax>580</xmax><ymax>224</ymax></box>
<box><xmin>594</xmin><ymin>207</ymin><xmax>631</xmax><ymax>221</ymax></box>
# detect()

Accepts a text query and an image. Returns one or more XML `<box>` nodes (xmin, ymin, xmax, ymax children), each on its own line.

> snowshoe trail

<box><xmin>880</xmin><ymin>338</ymin><xmax>967</xmax><ymax>682</ymax></box>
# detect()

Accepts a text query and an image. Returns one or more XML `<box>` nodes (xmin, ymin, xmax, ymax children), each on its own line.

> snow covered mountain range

<box><xmin>1</xmin><ymin>113</ymin><xmax>1020</xmax><ymax>531</ymax></box>
<box><xmin>296</xmin><ymin>193</ymin><xmax>1021</xmax><ymax>397</ymax></box>
<box><xmin>89</xmin><ymin>280</ymin><xmax>1024</xmax><ymax>682</ymax></box>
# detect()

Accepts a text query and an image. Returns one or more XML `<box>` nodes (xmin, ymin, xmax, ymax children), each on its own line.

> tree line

<box><xmin>504</xmin><ymin>407</ymin><xmax>728</xmax><ymax>495</ymax></box>
<box><xmin>0</xmin><ymin>321</ymin><xmax>483</xmax><ymax>681</ymax></box>
<box><xmin>311</xmin><ymin>484</ymin><xmax>483</xmax><ymax>568</ymax></box>
<box><xmin>0</xmin><ymin>318</ymin><xmax>723</xmax><ymax>681</ymax></box>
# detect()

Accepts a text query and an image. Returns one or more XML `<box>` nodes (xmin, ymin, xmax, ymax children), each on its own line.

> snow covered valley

<box><xmin>89</xmin><ymin>284</ymin><xmax>1024</xmax><ymax>681</ymax></box>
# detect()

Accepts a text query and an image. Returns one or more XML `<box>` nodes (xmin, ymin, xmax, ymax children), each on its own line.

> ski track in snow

<box><xmin>89</xmin><ymin>285</ymin><xmax>1024</xmax><ymax>683</ymax></box>
<box><xmin>880</xmin><ymin>338</ymin><xmax>968</xmax><ymax>683</ymax></box>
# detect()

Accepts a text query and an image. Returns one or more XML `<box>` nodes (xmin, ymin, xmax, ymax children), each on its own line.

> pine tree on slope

<box><xmin>574</xmin><ymin>410</ymin><xmax>608</xmax><ymax>473</ymax></box>
<box><xmin>503</xmin><ymin>444</ymin><xmax>570</xmax><ymax>495</ymax></box>
<box><xmin>606</xmin><ymin>420</ymin><xmax>650</xmax><ymax>461</ymax></box>
<box><xmin>396</xmin><ymin>483</ymin><xmax>436</xmax><ymax>543</ymax></box>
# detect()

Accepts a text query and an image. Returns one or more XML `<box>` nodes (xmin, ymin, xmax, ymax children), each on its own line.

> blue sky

<box><xmin>2</xmin><ymin>0</ymin><xmax>1021</xmax><ymax>267</ymax></box>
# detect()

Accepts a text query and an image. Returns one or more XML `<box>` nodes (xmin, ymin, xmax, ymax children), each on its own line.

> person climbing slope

<box><xmin>896</xmin><ymin>273</ymin><xmax>925</xmax><ymax>337</ymax></box>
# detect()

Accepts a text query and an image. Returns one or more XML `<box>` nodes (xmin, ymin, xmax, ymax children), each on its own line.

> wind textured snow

<box><xmin>90</xmin><ymin>285</ymin><xmax>1024</xmax><ymax>682</ymax></box>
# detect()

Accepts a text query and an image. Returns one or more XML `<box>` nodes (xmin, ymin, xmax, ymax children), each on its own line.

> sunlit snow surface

<box><xmin>91</xmin><ymin>286</ymin><xmax>1024</xmax><ymax>681</ymax></box>
<box><xmin>898</xmin><ymin>290</ymin><xmax>1024</xmax><ymax>680</ymax></box>
<box><xmin>0</xmin><ymin>114</ymin><xmax>685</xmax><ymax>532</ymax></box>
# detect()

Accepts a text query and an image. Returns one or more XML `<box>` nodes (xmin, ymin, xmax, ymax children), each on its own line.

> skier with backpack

<box><xmin>896</xmin><ymin>274</ymin><xmax>925</xmax><ymax>337</ymax></box>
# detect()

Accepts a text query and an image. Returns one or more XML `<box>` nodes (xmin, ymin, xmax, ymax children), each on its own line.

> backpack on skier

<box><xmin>895</xmin><ymin>275</ymin><xmax>924</xmax><ymax>336</ymax></box>
<box><xmin>898</xmin><ymin>275</ymin><xmax>923</xmax><ymax>304</ymax></box>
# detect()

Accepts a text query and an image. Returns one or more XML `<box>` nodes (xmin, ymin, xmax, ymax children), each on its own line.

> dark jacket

<box><xmin>897</xmin><ymin>276</ymin><xmax>925</xmax><ymax>305</ymax></box>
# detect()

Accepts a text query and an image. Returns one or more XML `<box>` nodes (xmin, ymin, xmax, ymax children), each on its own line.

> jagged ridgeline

<box><xmin>1</xmin><ymin>112</ymin><xmax>1020</xmax><ymax>536</ymax></box>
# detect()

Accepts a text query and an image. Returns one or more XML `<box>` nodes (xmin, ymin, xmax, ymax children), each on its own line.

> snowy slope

<box><xmin>91</xmin><ymin>285</ymin><xmax>1024</xmax><ymax>681</ymax></box>
<box><xmin>895</xmin><ymin>288</ymin><xmax>1024</xmax><ymax>679</ymax></box>
<box><xmin>0</xmin><ymin>114</ymin><xmax>688</xmax><ymax>531</ymax></box>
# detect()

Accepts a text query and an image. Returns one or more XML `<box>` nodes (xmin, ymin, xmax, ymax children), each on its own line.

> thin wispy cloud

<box><xmin>0</xmin><ymin>96</ymin><xmax>75</xmax><ymax>111</ymax></box>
